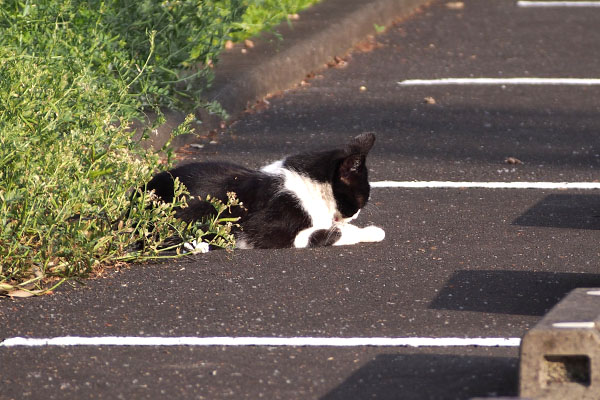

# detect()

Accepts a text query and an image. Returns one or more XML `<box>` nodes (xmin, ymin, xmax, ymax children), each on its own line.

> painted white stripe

<box><xmin>371</xmin><ymin>181</ymin><xmax>600</xmax><ymax>190</ymax></box>
<box><xmin>518</xmin><ymin>1</ymin><xmax>600</xmax><ymax>7</ymax></box>
<box><xmin>398</xmin><ymin>78</ymin><xmax>600</xmax><ymax>86</ymax></box>
<box><xmin>552</xmin><ymin>322</ymin><xmax>596</xmax><ymax>328</ymax></box>
<box><xmin>0</xmin><ymin>336</ymin><xmax>521</xmax><ymax>348</ymax></box>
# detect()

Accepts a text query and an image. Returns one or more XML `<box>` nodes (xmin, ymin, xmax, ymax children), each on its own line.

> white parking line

<box><xmin>518</xmin><ymin>1</ymin><xmax>600</xmax><ymax>7</ymax></box>
<box><xmin>371</xmin><ymin>181</ymin><xmax>600</xmax><ymax>189</ymax></box>
<box><xmin>398</xmin><ymin>78</ymin><xmax>600</xmax><ymax>86</ymax></box>
<box><xmin>0</xmin><ymin>336</ymin><xmax>521</xmax><ymax>348</ymax></box>
<box><xmin>552</xmin><ymin>322</ymin><xmax>595</xmax><ymax>328</ymax></box>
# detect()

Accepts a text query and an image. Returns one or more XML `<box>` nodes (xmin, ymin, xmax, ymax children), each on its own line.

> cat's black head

<box><xmin>332</xmin><ymin>133</ymin><xmax>375</xmax><ymax>220</ymax></box>
<box><xmin>281</xmin><ymin>132</ymin><xmax>376</xmax><ymax>220</ymax></box>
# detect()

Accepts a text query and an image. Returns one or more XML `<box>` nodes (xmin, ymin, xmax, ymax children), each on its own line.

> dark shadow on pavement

<box><xmin>513</xmin><ymin>194</ymin><xmax>600</xmax><ymax>230</ymax></box>
<box><xmin>320</xmin><ymin>353</ymin><xmax>518</xmax><ymax>400</ymax></box>
<box><xmin>429</xmin><ymin>270</ymin><xmax>600</xmax><ymax>316</ymax></box>
<box><xmin>225</xmin><ymin>100</ymin><xmax>600</xmax><ymax>169</ymax></box>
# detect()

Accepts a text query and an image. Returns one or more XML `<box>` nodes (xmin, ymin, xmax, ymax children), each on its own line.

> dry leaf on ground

<box><xmin>446</xmin><ymin>2</ymin><xmax>465</xmax><ymax>10</ymax></box>
<box><xmin>505</xmin><ymin>157</ymin><xmax>523</xmax><ymax>165</ymax></box>
<box><xmin>7</xmin><ymin>289</ymin><xmax>40</xmax><ymax>298</ymax></box>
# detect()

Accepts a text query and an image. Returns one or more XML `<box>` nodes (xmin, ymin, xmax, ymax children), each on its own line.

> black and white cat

<box><xmin>146</xmin><ymin>132</ymin><xmax>385</xmax><ymax>249</ymax></box>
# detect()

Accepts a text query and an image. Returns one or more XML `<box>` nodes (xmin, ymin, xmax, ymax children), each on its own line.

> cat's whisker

<box><xmin>326</xmin><ymin>227</ymin><xmax>341</xmax><ymax>243</ymax></box>
<box><xmin>360</xmin><ymin>201</ymin><xmax>384</xmax><ymax>219</ymax></box>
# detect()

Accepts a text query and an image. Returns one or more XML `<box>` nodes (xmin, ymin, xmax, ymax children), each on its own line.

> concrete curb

<box><xmin>520</xmin><ymin>288</ymin><xmax>600</xmax><ymax>399</ymax></box>
<box><xmin>147</xmin><ymin>0</ymin><xmax>431</xmax><ymax>150</ymax></box>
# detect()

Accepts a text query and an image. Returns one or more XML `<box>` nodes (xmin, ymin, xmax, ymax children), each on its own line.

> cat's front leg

<box><xmin>295</xmin><ymin>227</ymin><xmax>340</xmax><ymax>248</ymax></box>
<box><xmin>295</xmin><ymin>224</ymin><xmax>384</xmax><ymax>248</ymax></box>
<box><xmin>333</xmin><ymin>223</ymin><xmax>385</xmax><ymax>246</ymax></box>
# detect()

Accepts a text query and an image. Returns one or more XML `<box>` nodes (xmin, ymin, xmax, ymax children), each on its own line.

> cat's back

<box><xmin>146</xmin><ymin>161</ymin><xmax>275</xmax><ymax>203</ymax></box>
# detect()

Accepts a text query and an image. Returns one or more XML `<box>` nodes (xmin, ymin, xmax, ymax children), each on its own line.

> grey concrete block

<box><xmin>520</xmin><ymin>288</ymin><xmax>600</xmax><ymax>399</ymax></box>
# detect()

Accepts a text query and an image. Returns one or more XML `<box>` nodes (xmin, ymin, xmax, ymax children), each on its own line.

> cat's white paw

<box><xmin>183</xmin><ymin>240</ymin><xmax>210</xmax><ymax>254</ymax></box>
<box><xmin>362</xmin><ymin>226</ymin><xmax>385</xmax><ymax>242</ymax></box>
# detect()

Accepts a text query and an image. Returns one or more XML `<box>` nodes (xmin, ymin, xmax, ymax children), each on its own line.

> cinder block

<box><xmin>520</xmin><ymin>288</ymin><xmax>600</xmax><ymax>399</ymax></box>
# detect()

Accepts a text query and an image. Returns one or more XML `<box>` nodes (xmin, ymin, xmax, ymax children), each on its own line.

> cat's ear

<box><xmin>346</xmin><ymin>132</ymin><xmax>375</xmax><ymax>155</ymax></box>
<box><xmin>339</xmin><ymin>133</ymin><xmax>374</xmax><ymax>184</ymax></box>
<box><xmin>339</xmin><ymin>154</ymin><xmax>365</xmax><ymax>185</ymax></box>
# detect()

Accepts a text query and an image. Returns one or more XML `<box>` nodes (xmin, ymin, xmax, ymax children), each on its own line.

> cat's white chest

<box><xmin>262</xmin><ymin>160</ymin><xmax>338</xmax><ymax>228</ymax></box>
<box><xmin>283</xmin><ymin>170</ymin><xmax>337</xmax><ymax>228</ymax></box>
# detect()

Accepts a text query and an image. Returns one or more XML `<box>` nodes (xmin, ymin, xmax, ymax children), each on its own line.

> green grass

<box><xmin>232</xmin><ymin>0</ymin><xmax>321</xmax><ymax>41</ymax></box>
<box><xmin>0</xmin><ymin>0</ymin><xmax>319</xmax><ymax>296</ymax></box>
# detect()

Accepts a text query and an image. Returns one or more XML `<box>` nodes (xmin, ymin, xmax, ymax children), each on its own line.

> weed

<box><xmin>0</xmin><ymin>0</ymin><xmax>318</xmax><ymax>296</ymax></box>
<box><xmin>232</xmin><ymin>0</ymin><xmax>321</xmax><ymax>41</ymax></box>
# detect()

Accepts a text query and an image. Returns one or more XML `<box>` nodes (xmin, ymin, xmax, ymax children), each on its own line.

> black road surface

<box><xmin>2</xmin><ymin>1</ymin><xmax>600</xmax><ymax>399</ymax></box>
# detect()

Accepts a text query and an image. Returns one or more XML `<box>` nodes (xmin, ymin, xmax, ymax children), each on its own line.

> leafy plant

<box><xmin>122</xmin><ymin>189</ymin><xmax>243</xmax><ymax>262</ymax></box>
<box><xmin>231</xmin><ymin>0</ymin><xmax>321</xmax><ymax>41</ymax></box>
<box><xmin>0</xmin><ymin>0</ymin><xmax>245</xmax><ymax>295</ymax></box>
<box><xmin>0</xmin><ymin>0</ymin><xmax>319</xmax><ymax>296</ymax></box>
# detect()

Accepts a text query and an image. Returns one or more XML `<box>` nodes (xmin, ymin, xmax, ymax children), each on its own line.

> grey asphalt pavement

<box><xmin>2</xmin><ymin>1</ymin><xmax>600</xmax><ymax>399</ymax></box>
